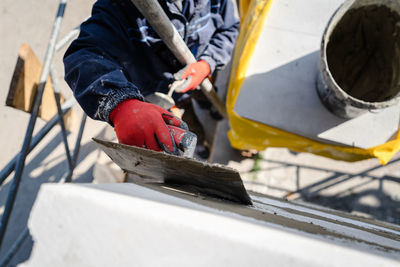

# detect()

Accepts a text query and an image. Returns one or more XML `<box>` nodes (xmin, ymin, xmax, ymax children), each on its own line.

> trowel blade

<box><xmin>93</xmin><ymin>138</ymin><xmax>252</xmax><ymax>205</ymax></box>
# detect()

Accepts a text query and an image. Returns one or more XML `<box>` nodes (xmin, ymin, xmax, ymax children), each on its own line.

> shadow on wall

<box><xmin>0</xmin><ymin>124</ymin><xmax>108</xmax><ymax>265</ymax></box>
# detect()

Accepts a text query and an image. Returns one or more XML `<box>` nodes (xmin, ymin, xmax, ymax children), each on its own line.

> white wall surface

<box><xmin>22</xmin><ymin>183</ymin><xmax>400</xmax><ymax>266</ymax></box>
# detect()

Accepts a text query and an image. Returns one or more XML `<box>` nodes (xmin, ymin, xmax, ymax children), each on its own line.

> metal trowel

<box><xmin>145</xmin><ymin>78</ymin><xmax>188</xmax><ymax>110</ymax></box>
<box><xmin>93</xmin><ymin>138</ymin><xmax>252</xmax><ymax>205</ymax></box>
<box><xmin>145</xmin><ymin>86</ymin><xmax>176</xmax><ymax>110</ymax></box>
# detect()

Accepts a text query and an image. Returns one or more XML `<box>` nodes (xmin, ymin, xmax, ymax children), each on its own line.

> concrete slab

<box><xmin>234</xmin><ymin>0</ymin><xmax>400</xmax><ymax>148</ymax></box>
<box><xmin>22</xmin><ymin>183</ymin><xmax>400</xmax><ymax>266</ymax></box>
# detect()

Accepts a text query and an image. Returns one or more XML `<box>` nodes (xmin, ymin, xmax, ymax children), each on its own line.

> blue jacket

<box><xmin>64</xmin><ymin>0</ymin><xmax>239</xmax><ymax>123</ymax></box>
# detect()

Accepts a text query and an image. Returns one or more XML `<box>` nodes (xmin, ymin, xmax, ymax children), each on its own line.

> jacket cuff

<box><xmin>198</xmin><ymin>55</ymin><xmax>217</xmax><ymax>74</ymax></box>
<box><xmin>94</xmin><ymin>87</ymin><xmax>144</xmax><ymax>125</ymax></box>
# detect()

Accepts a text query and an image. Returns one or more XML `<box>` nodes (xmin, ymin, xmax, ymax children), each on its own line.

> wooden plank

<box><xmin>6</xmin><ymin>43</ymin><xmax>74</xmax><ymax>130</ymax></box>
<box><xmin>93</xmin><ymin>138</ymin><xmax>252</xmax><ymax>205</ymax></box>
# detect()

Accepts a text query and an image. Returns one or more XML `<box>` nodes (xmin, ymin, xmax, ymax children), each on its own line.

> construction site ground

<box><xmin>0</xmin><ymin>0</ymin><xmax>399</xmax><ymax>265</ymax></box>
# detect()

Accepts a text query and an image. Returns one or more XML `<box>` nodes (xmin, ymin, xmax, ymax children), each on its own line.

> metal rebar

<box><xmin>50</xmin><ymin>67</ymin><xmax>73</xmax><ymax>173</ymax></box>
<box><xmin>0</xmin><ymin>0</ymin><xmax>68</xmax><ymax>249</ymax></box>
<box><xmin>0</xmin><ymin>98</ymin><xmax>75</xmax><ymax>185</ymax></box>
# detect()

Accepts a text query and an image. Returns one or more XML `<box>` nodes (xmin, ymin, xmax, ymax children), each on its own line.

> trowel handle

<box><xmin>168</xmin><ymin>125</ymin><xmax>197</xmax><ymax>158</ymax></box>
<box><xmin>167</xmin><ymin>84</ymin><xmax>176</xmax><ymax>97</ymax></box>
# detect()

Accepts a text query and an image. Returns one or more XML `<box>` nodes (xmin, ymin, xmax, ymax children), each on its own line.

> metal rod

<box><xmin>0</xmin><ymin>100</ymin><xmax>79</xmax><ymax>264</ymax></box>
<box><xmin>72</xmin><ymin>113</ymin><xmax>87</xmax><ymax>165</ymax></box>
<box><xmin>0</xmin><ymin>228</ymin><xmax>29</xmax><ymax>267</ymax></box>
<box><xmin>128</xmin><ymin>0</ymin><xmax>227</xmax><ymax>118</ymax></box>
<box><xmin>55</xmin><ymin>16</ymin><xmax>89</xmax><ymax>52</ymax></box>
<box><xmin>0</xmin><ymin>113</ymin><xmax>86</xmax><ymax>262</ymax></box>
<box><xmin>0</xmin><ymin>23</ymin><xmax>84</xmax><ymax>183</ymax></box>
<box><xmin>0</xmin><ymin>0</ymin><xmax>68</xmax><ymax>249</ymax></box>
<box><xmin>0</xmin><ymin>98</ymin><xmax>75</xmax><ymax>185</ymax></box>
<box><xmin>50</xmin><ymin>66</ymin><xmax>73</xmax><ymax>173</ymax></box>
<box><xmin>62</xmin><ymin>113</ymin><xmax>87</xmax><ymax>183</ymax></box>
<box><xmin>55</xmin><ymin>26</ymin><xmax>80</xmax><ymax>52</ymax></box>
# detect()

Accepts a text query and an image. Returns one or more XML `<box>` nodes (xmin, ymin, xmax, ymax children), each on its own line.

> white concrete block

<box><xmin>22</xmin><ymin>183</ymin><xmax>400</xmax><ymax>266</ymax></box>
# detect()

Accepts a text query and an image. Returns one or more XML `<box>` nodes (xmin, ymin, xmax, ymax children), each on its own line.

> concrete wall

<box><xmin>22</xmin><ymin>183</ymin><xmax>400</xmax><ymax>266</ymax></box>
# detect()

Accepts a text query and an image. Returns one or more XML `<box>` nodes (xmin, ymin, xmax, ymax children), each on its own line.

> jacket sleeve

<box><xmin>199</xmin><ymin>0</ymin><xmax>240</xmax><ymax>73</ymax></box>
<box><xmin>63</xmin><ymin>2</ymin><xmax>144</xmax><ymax>124</ymax></box>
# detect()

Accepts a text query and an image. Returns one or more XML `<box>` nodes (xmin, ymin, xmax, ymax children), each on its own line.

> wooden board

<box><xmin>93</xmin><ymin>138</ymin><xmax>252</xmax><ymax>205</ymax></box>
<box><xmin>6</xmin><ymin>43</ymin><xmax>74</xmax><ymax>130</ymax></box>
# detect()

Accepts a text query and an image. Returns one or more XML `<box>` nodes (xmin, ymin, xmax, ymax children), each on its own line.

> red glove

<box><xmin>171</xmin><ymin>60</ymin><xmax>211</xmax><ymax>93</ymax></box>
<box><xmin>110</xmin><ymin>99</ymin><xmax>195</xmax><ymax>155</ymax></box>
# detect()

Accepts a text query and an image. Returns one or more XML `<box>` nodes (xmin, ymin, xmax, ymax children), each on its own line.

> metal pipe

<box><xmin>0</xmin><ymin>0</ymin><xmax>68</xmax><ymax>249</ymax></box>
<box><xmin>50</xmin><ymin>67</ymin><xmax>73</xmax><ymax>173</ymax></box>
<box><xmin>0</xmin><ymin>98</ymin><xmax>75</xmax><ymax>185</ymax></box>
<box><xmin>55</xmin><ymin>27</ymin><xmax>79</xmax><ymax>52</ymax></box>
<box><xmin>0</xmin><ymin>102</ymin><xmax>80</xmax><ymax>263</ymax></box>
<box><xmin>128</xmin><ymin>0</ymin><xmax>227</xmax><ymax>118</ymax></box>
<box><xmin>55</xmin><ymin>16</ymin><xmax>89</xmax><ymax>52</ymax></box>
<box><xmin>0</xmin><ymin>113</ymin><xmax>86</xmax><ymax>263</ymax></box>
<box><xmin>72</xmin><ymin>113</ymin><xmax>87</xmax><ymax>165</ymax></box>
<box><xmin>62</xmin><ymin>113</ymin><xmax>87</xmax><ymax>183</ymax></box>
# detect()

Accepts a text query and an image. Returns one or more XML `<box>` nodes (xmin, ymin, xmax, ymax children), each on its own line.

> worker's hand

<box><xmin>110</xmin><ymin>99</ymin><xmax>196</xmax><ymax>155</ymax></box>
<box><xmin>170</xmin><ymin>60</ymin><xmax>211</xmax><ymax>93</ymax></box>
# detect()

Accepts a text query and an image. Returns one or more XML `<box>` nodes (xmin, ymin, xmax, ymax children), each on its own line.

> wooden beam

<box><xmin>6</xmin><ymin>43</ymin><xmax>74</xmax><ymax>130</ymax></box>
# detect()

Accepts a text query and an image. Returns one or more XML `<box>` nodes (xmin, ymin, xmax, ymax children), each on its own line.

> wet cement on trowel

<box><xmin>93</xmin><ymin>138</ymin><xmax>252</xmax><ymax>204</ymax></box>
<box><xmin>128</xmin><ymin>181</ymin><xmax>400</xmax><ymax>259</ymax></box>
<box><xmin>327</xmin><ymin>5</ymin><xmax>400</xmax><ymax>102</ymax></box>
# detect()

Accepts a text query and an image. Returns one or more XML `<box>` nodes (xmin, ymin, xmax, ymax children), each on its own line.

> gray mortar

<box><xmin>120</xmin><ymin>182</ymin><xmax>400</xmax><ymax>258</ymax></box>
<box><xmin>93</xmin><ymin>138</ymin><xmax>252</xmax><ymax>205</ymax></box>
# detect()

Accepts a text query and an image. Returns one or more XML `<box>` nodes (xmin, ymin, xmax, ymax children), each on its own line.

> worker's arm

<box><xmin>63</xmin><ymin>1</ymin><xmax>194</xmax><ymax>154</ymax></box>
<box><xmin>63</xmin><ymin>2</ymin><xmax>143</xmax><ymax>124</ymax></box>
<box><xmin>171</xmin><ymin>0</ymin><xmax>240</xmax><ymax>92</ymax></box>
<box><xmin>198</xmin><ymin>0</ymin><xmax>240</xmax><ymax>73</ymax></box>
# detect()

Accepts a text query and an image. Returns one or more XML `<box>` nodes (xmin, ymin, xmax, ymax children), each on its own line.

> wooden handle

<box><xmin>129</xmin><ymin>0</ymin><xmax>227</xmax><ymax>118</ymax></box>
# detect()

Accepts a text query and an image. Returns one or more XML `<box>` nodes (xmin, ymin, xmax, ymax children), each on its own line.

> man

<box><xmin>64</xmin><ymin>0</ymin><xmax>239</xmax><ymax>155</ymax></box>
